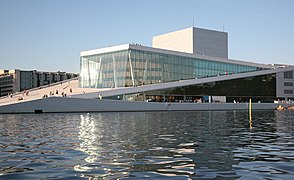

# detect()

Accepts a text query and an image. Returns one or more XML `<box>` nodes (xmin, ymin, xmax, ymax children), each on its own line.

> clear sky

<box><xmin>0</xmin><ymin>0</ymin><xmax>293</xmax><ymax>73</ymax></box>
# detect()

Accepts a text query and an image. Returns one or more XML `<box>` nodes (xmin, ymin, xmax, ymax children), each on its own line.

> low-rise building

<box><xmin>0</xmin><ymin>69</ymin><xmax>78</xmax><ymax>97</ymax></box>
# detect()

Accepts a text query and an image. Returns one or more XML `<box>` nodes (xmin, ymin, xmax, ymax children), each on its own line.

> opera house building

<box><xmin>0</xmin><ymin>27</ymin><xmax>293</xmax><ymax>113</ymax></box>
<box><xmin>79</xmin><ymin>27</ymin><xmax>293</xmax><ymax>103</ymax></box>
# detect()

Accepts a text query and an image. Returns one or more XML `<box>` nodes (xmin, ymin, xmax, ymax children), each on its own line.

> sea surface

<box><xmin>0</xmin><ymin>110</ymin><xmax>293</xmax><ymax>179</ymax></box>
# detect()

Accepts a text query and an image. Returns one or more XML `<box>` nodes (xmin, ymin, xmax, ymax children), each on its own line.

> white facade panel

<box><xmin>152</xmin><ymin>27</ymin><xmax>228</xmax><ymax>58</ymax></box>
<box><xmin>152</xmin><ymin>27</ymin><xmax>193</xmax><ymax>54</ymax></box>
<box><xmin>80</xmin><ymin>44</ymin><xmax>130</xmax><ymax>57</ymax></box>
<box><xmin>193</xmin><ymin>28</ymin><xmax>228</xmax><ymax>58</ymax></box>
<box><xmin>1</xmin><ymin>97</ymin><xmax>293</xmax><ymax>114</ymax></box>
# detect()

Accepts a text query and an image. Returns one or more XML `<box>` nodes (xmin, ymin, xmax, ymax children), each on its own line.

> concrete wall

<box><xmin>193</xmin><ymin>28</ymin><xmax>228</xmax><ymax>58</ymax></box>
<box><xmin>12</xmin><ymin>69</ymin><xmax>21</xmax><ymax>93</ymax></box>
<box><xmin>276</xmin><ymin>70</ymin><xmax>294</xmax><ymax>99</ymax></box>
<box><xmin>152</xmin><ymin>27</ymin><xmax>228</xmax><ymax>58</ymax></box>
<box><xmin>152</xmin><ymin>27</ymin><xmax>193</xmax><ymax>54</ymax></box>
<box><xmin>1</xmin><ymin>97</ymin><xmax>293</xmax><ymax>114</ymax></box>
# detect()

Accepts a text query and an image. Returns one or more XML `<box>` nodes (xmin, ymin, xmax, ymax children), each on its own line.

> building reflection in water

<box><xmin>73</xmin><ymin>110</ymin><xmax>293</xmax><ymax>179</ymax></box>
<box><xmin>74</xmin><ymin>112</ymin><xmax>199</xmax><ymax>179</ymax></box>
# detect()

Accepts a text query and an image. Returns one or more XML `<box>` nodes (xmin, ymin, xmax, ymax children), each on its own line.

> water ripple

<box><xmin>0</xmin><ymin>110</ymin><xmax>293</xmax><ymax>179</ymax></box>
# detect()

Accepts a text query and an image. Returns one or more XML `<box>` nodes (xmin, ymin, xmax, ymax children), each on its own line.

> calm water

<box><xmin>0</xmin><ymin>110</ymin><xmax>293</xmax><ymax>179</ymax></box>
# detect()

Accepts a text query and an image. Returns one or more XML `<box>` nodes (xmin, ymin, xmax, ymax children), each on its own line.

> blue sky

<box><xmin>0</xmin><ymin>0</ymin><xmax>293</xmax><ymax>73</ymax></box>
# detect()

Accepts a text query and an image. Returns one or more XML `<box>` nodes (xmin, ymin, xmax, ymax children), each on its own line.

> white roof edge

<box><xmin>152</xmin><ymin>27</ymin><xmax>227</xmax><ymax>39</ymax></box>
<box><xmin>80</xmin><ymin>44</ymin><xmax>277</xmax><ymax>69</ymax></box>
<box><xmin>152</xmin><ymin>27</ymin><xmax>193</xmax><ymax>38</ymax></box>
<box><xmin>80</xmin><ymin>44</ymin><xmax>130</xmax><ymax>56</ymax></box>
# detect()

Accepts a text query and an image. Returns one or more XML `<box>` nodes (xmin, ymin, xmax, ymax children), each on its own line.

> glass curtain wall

<box><xmin>79</xmin><ymin>48</ymin><xmax>266</xmax><ymax>88</ymax></box>
<box><xmin>129</xmin><ymin>49</ymin><xmax>261</xmax><ymax>85</ymax></box>
<box><xmin>80</xmin><ymin>50</ymin><xmax>129</xmax><ymax>88</ymax></box>
<box><xmin>131</xmin><ymin>74</ymin><xmax>277</xmax><ymax>103</ymax></box>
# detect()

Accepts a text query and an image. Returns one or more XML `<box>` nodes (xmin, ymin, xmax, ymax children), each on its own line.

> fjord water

<box><xmin>0</xmin><ymin>110</ymin><xmax>293</xmax><ymax>179</ymax></box>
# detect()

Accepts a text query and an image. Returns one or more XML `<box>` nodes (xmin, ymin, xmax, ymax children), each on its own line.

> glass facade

<box><xmin>80</xmin><ymin>48</ymin><xmax>265</xmax><ymax>88</ymax></box>
<box><xmin>80</xmin><ymin>50</ymin><xmax>129</xmax><ymax>88</ymax></box>
<box><xmin>141</xmin><ymin>74</ymin><xmax>276</xmax><ymax>103</ymax></box>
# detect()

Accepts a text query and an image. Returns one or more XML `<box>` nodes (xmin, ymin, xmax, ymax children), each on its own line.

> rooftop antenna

<box><xmin>222</xmin><ymin>22</ymin><xmax>225</xmax><ymax>32</ymax></box>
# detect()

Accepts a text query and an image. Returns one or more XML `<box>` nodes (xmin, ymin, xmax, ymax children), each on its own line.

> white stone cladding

<box><xmin>152</xmin><ymin>27</ymin><xmax>193</xmax><ymax>54</ymax></box>
<box><xmin>152</xmin><ymin>27</ymin><xmax>228</xmax><ymax>58</ymax></box>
